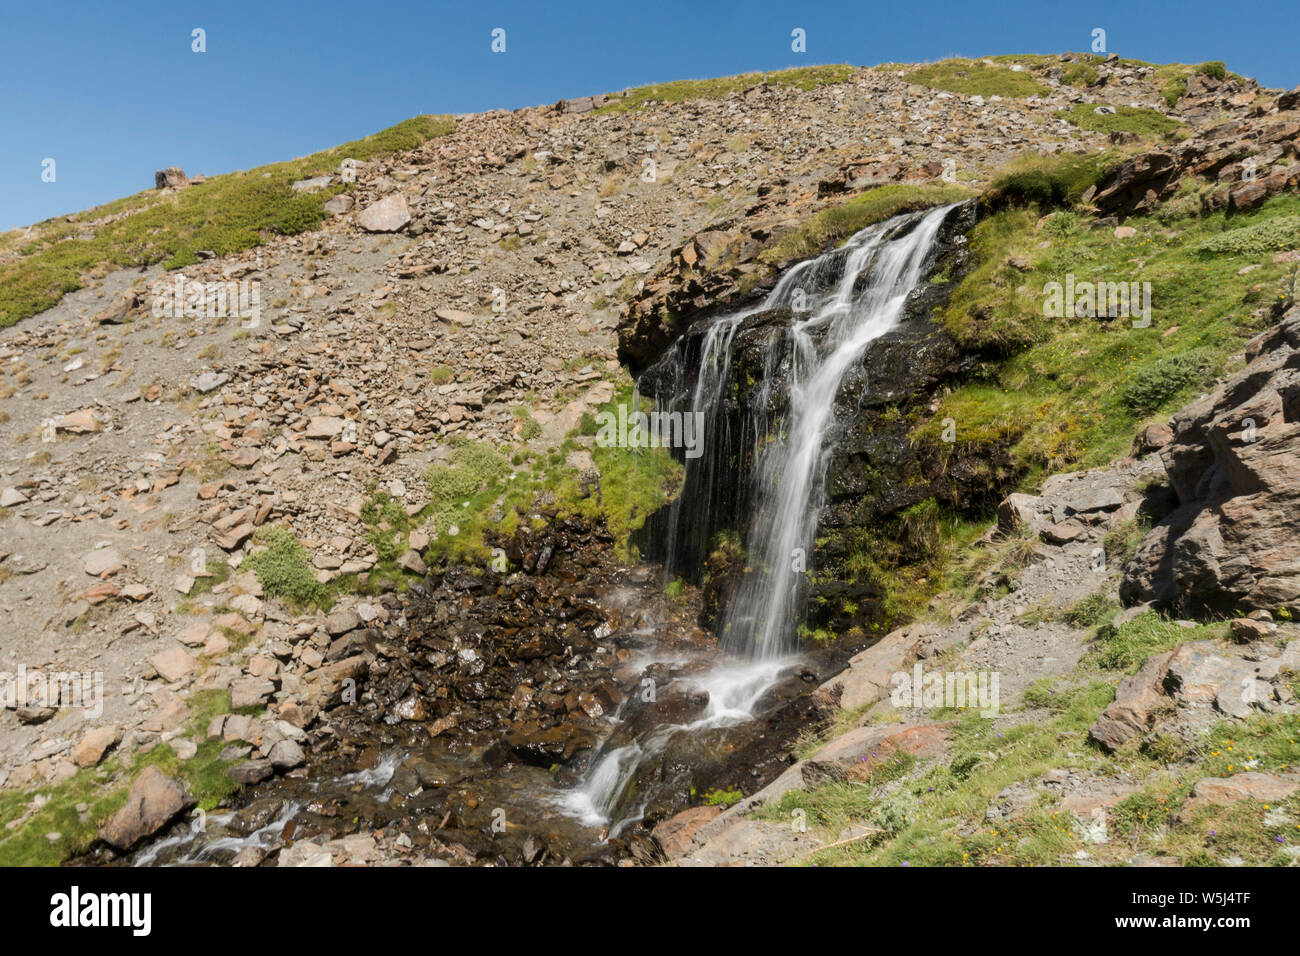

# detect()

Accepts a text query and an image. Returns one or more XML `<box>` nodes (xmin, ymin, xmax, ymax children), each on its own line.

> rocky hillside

<box><xmin>1</xmin><ymin>53</ymin><xmax>1297</xmax><ymax>866</ymax></box>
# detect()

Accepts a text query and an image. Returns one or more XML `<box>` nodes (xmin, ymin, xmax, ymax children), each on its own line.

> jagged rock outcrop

<box><xmin>1091</xmin><ymin>90</ymin><xmax>1300</xmax><ymax>219</ymax></box>
<box><xmin>1121</xmin><ymin>306</ymin><xmax>1300</xmax><ymax>614</ymax></box>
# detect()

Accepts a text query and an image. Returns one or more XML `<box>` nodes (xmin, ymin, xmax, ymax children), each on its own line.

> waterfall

<box><xmin>560</xmin><ymin>203</ymin><xmax>961</xmax><ymax>834</ymax></box>
<box><xmin>659</xmin><ymin>203</ymin><xmax>959</xmax><ymax>658</ymax></box>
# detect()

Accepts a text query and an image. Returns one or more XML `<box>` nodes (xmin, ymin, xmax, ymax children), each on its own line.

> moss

<box><xmin>0</xmin><ymin>690</ymin><xmax>243</xmax><ymax>865</ymax></box>
<box><xmin>702</xmin><ymin>786</ymin><xmax>744</xmax><ymax>807</ymax></box>
<box><xmin>984</xmin><ymin>152</ymin><xmax>1115</xmax><ymax>211</ymax></box>
<box><xmin>760</xmin><ymin>182</ymin><xmax>974</xmax><ymax>267</ymax></box>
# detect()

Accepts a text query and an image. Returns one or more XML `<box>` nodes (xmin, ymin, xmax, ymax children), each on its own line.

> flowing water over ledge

<box><xmin>555</xmin><ymin>203</ymin><xmax>967</xmax><ymax>837</ymax></box>
<box><xmin>114</xmin><ymin>203</ymin><xmax>970</xmax><ymax>866</ymax></box>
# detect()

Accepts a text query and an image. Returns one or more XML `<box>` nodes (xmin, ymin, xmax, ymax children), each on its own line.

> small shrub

<box><xmin>1119</xmin><ymin>352</ymin><xmax>1215</xmax><ymax>414</ymax></box>
<box><xmin>1196</xmin><ymin>61</ymin><xmax>1227</xmax><ymax>81</ymax></box>
<box><xmin>244</xmin><ymin>526</ymin><xmax>324</xmax><ymax>606</ymax></box>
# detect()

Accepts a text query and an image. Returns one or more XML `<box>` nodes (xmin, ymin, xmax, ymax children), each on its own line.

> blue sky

<box><xmin>2</xmin><ymin>0</ymin><xmax>1296</xmax><ymax>231</ymax></box>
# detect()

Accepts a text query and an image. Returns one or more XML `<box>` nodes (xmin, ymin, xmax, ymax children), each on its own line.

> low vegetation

<box><xmin>1059</xmin><ymin>103</ymin><xmax>1184</xmax><ymax>140</ymax></box>
<box><xmin>760</xmin><ymin>182</ymin><xmax>974</xmax><ymax>267</ymax></box>
<box><xmin>903</xmin><ymin>58</ymin><xmax>1051</xmax><ymax>98</ymax></box>
<box><xmin>596</xmin><ymin>65</ymin><xmax>854</xmax><ymax>114</ymax></box>
<box><xmin>0</xmin><ymin>114</ymin><xmax>455</xmax><ymax>328</ymax></box>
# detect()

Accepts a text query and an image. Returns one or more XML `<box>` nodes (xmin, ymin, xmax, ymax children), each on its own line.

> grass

<box><xmin>904</xmin><ymin>59</ymin><xmax>1051</xmax><ymax>98</ymax></box>
<box><xmin>596</xmin><ymin>65</ymin><xmax>854</xmax><ymax>114</ymax></box>
<box><xmin>1060</xmin><ymin>103</ymin><xmax>1183</xmax><ymax>140</ymax></box>
<box><xmin>983</xmin><ymin>151</ymin><xmax>1116</xmax><ymax>212</ymax></box>
<box><xmin>760</xmin><ymin>624</ymin><xmax>1297</xmax><ymax>867</ymax></box>
<box><xmin>0</xmin><ymin>689</ymin><xmax>246</xmax><ymax>865</ymax></box>
<box><xmin>918</xmin><ymin>191</ymin><xmax>1300</xmax><ymax>483</ymax></box>
<box><xmin>416</xmin><ymin>382</ymin><xmax>682</xmax><ymax>566</ymax></box>
<box><xmin>759</xmin><ymin>182</ymin><xmax>974</xmax><ymax>267</ymax></box>
<box><xmin>1087</xmin><ymin>610</ymin><xmax>1228</xmax><ymax>673</ymax></box>
<box><xmin>0</xmin><ymin>114</ymin><xmax>454</xmax><ymax>328</ymax></box>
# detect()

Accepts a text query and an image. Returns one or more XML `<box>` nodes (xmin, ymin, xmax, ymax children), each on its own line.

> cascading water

<box><xmin>711</xmin><ymin>204</ymin><xmax>957</xmax><ymax>657</ymax></box>
<box><xmin>561</xmin><ymin>203</ymin><xmax>963</xmax><ymax>833</ymax></box>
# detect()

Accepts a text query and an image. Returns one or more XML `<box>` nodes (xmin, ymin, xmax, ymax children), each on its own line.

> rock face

<box><xmin>1122</xmin><ymin>306</ymin><xmax>1300</xmax><ymax>615</ymax></box>
<box><xmin>99</xmin><ymin>766</ymin><xmax>193</xmax><ymax>851</ymax></box>
<box><xmin>634</xmin><ymin>201</ymin><xmax>1005</xmax><ymax>632</ymax></box>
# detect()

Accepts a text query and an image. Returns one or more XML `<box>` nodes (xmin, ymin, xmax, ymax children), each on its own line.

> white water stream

<box><xmin>562</xmin><ymin>204</ymin><xmax>960</xmax><ymax>832</ymax></box>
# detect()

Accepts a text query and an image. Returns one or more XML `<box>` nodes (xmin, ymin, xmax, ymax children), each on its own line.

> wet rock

<box><xmin>229</xmin><ymin>759</ymin><xmax>274</xmax><ymax>784</ymax></box>
<box><xmin>268</xmin><ymin>739</ymin><xmax>305</xmax><ymax>771</ymax></box>
<box><xmin>505</xmin><ymin>720</ymin><xmax>600</xmax><ymax>766</ymax></box>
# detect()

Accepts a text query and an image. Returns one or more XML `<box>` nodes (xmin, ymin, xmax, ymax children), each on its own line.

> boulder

<box><xmin>356</xmin><ymin>194</ymin><xmax>410</xmax><ymax>233</ymax></box>
<box><xmin>99</xmin><ymin>766</ymin><xmax>192</xmax><ymax>851</ymax></box>
<box><xmin>1089</xmin><ymin>650</ymin><xmax>1175</xmax><ymax>751</ymax></box>
<box><xmin>651</xmin><ymin>805</ymin><xmax>723</xmax><ymax>860</ymax></box>
<box><xmin>1176</xmin><ymin>772</ymin><xmax>1300</xmax><ymax>822</ymax></box>
<box><xmin>73</xmin><ymin>724</ymin><xmax>122</xmax><ymax>767</ymax></box>
<box><xmin>154</xmin><ymin>167</ymin><xmax>189</xmax><ymax>189</ymax></box>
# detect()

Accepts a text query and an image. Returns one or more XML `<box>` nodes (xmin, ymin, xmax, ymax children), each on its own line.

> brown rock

<box><xmin>150</xmin><ymin>646</ymin><xmax>196</xmax><ymax>683</ymax></box>
<box><xmin>356</xmin><ymin>194</ymin><xmax>410</xmax><ymax>233</ymax></box>
<box><xmin>1177</xmin><ymin>772</ymin><xmax>1300</xmax><ymax>822</ymax></box>
<box><xmin>73</xmin><ymin>724</ymin><xmax>122</xmax><ymax>767</ymax></box>
<box><xmin>652</xmin><ymin>805</ymin><xmax>723</xmax><ymax>859</ymax></box>
<box><xmin>99</xmin><ymin>766</ymin><xmax>192</xmax><ymax>851</ymax></box>
<box><xmin>1089</xmin><ymin>650</ymin><xmax>1176</xmax><ymax>751</ymax></box>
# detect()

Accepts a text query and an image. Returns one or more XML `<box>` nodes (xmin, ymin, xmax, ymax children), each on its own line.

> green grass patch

<box><xmin>905</xmin><ymin>59</ymin><xmax>1050</xmax><ymax>98</ymax></box>
<box><xmin>1060</xmin><ymin>103</ymin><xmax>1183</xmax><ymax>140</ymax></box>
<box><xmin>243</xmin><ymin>525</ymin><xmax>327</xmax><ymax>608</ymax></box>
<box><xmin>921</xmin><ymin>193</ymin><xmax>1299</xmax><ymax>482</ymax></box>
<box><xmin>0</xmin><ymin>689</ymin><xmax>244</xmax><ymax>865</ymax></box>
<box><xmin>596</xmin><ymin>65</ymin><xmax>854</xmax><ymax>114</ymax></box>
<box><xmin>985</xmin><ymin>152</ymin><xmax>1116</xmax><ymax>212</ymax></box>
<box><xmin>1193</xmin><ymin>215</ymin><xmax>1300</xmax><ymax>257</ymax></box>
<box><xmin>1089</xmin><ymin>611</ymin><xmax>1228</xmax><ymax>672</ymax></box>
<box><xmin>760</xmin><ymin>182</ymin><xmax>974</xmax><ymax>267</ymax></box>
<box><xmin>0</xmin><ymin>115</ymin><xmax>454</xmax><ymax>328</ymax></box>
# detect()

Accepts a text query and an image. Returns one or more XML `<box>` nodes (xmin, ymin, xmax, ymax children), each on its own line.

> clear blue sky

<box><xmin>2</xmin><ymin>0</ymin><xmax>1296</xmax><ymax>231</ymax></box>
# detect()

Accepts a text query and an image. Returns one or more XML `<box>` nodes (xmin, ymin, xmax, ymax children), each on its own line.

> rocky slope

<box><xmin>1</xmin><ymin>53</ymin><xmax>1297</xmax><ymax>866</ymax></box>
